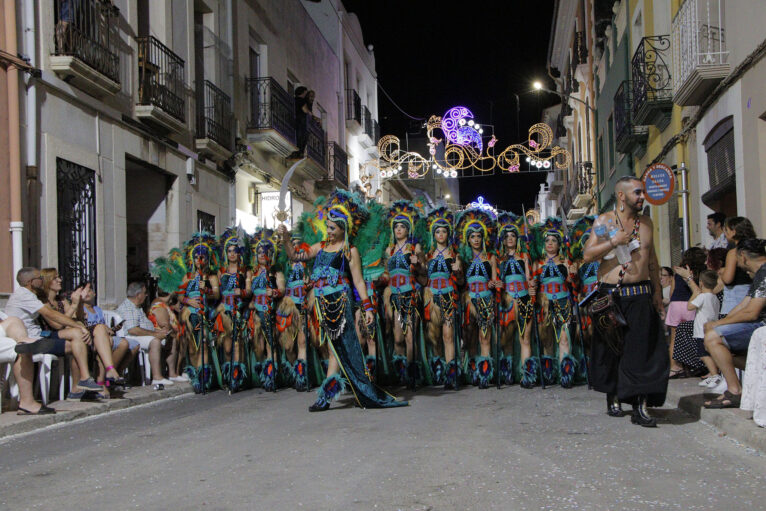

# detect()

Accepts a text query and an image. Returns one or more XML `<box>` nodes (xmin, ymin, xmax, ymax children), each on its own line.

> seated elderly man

<box><xmin>4</xmin><ymin>267</ymin><xmax>102</xmax><ymax>392</ymax></box>
<box><xmin>116</xmin><ymin>282</ymin><xmax>174</xmax><ymax>386</ymax></box>
<box><xmin>703</xmin><ymin>239</ymin><xmax>766</xmax><ymax>409</ymax></box>
<box><xmin>0</xmin><ymin>311</ymin><xmax>58</xmax><ymax>414</ymax></box>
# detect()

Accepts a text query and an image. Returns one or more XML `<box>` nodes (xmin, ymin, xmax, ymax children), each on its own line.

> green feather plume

<box><xmin>357</xmin><ymin>200</ymin><xmax>390</xmax><ymax>280</ymax></box>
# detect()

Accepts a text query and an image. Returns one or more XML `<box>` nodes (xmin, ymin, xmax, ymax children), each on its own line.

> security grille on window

<box><xmin>702</xmin><ymin>116</ymin><xmax>735</xmax><ymax>206</ymax></box>
<box><xmin>57</xmin><ymin>158</ymin><xmax>97</xmax><ymax>292</ymax></box>
<box><xmin>197</xmin><ymin>211</ymin><xmax>216</xmax><ymax>234</ymax></box>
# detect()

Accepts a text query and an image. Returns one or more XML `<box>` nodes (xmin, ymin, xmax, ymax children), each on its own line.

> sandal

<box><xmin>17</xmin><ymin>405</ymin><xmax>56</xmax><ymax>415</ymax></box>
<box><xmin>668</xmin><ymin>368</ymin><xmax>687</xmax><ymax>379</ymax></box>
<box><xmin>704</xmin><ymin>390</ymin><xmax>741</xmax><ymax>409</ymax></box>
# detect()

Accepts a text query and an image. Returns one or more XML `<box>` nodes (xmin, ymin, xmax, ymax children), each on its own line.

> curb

<box><xmin>0</xmin><ymin>383</ymin><xmax>194</xmax><ymax>439</ymax></box>
<box><xmin>664</xmin><ymin>379</ymin><xmax>766</xmax><ymax>453</ymax></box>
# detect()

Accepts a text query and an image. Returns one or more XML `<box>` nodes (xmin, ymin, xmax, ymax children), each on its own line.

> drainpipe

<box><xmin>5</xmin><ymin>0</ymin><xmax>23</xmax><ymax>288</ymax></box>
<box><xmin>679</xmin><ymin>162</ymin><xmax>690</xmax><ymax>251</ymax></box>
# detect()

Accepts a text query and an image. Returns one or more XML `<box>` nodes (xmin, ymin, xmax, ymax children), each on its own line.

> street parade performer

<box><xmin>570</xmin><ymin>215</ymin><xmax>599</xmax><ymax>375</ymax></box>
<box><xmin>174</xmin><ymin>233</ymin><xmax>221</xmax><ymax>392</ymax></box>
<box><xmin>422</xmin><ymin>206</ymin><xmax>462</xmax><ymax>389</ymax></box>
<box><xmin>352</xmin><ymin>199</ymin><xmax>392</xmax><ymax>382</ymax></box>
<box><xmin>531</xmin><ymin>217</ymin><xmax>579</xmax><ymax>388</ymax></box>
<box><xmin>383</xmin><ymin>200</ymin><xmax>427</xmax><ymax>389</ymax></box>
<box><xmin>496</xmin><ymin>211</ymin><xmax>536</xmax><ymax>387</ymax></box>
<box><xmin>583</xmin><ymin>175</ymin><xmax>668</xmax><ymax>427</ymax></box>
<box><xmin>247</xmin><ymin>228</ymin><xmax>285</xmax><ymax>392</ymax></box>
<box><xmin>279</xmin><ymin>190</ymin><xmax>407</xmax><ymax>412</ymax></box>
<box><xmin>456</xmin><ymin>204</ymin><xmax>498</xmax><ymax>389</ymax></box>
<box><xmin>214</xmin><ymin>226</ymin><xmax>251</xmax><ymax>393</ymax></box>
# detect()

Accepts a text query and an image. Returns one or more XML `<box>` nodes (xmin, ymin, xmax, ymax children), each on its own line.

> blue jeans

<box><xmin>714</xmin><ymin>321</ymin><xmax>766</xmax><ymax>353</ymax></box>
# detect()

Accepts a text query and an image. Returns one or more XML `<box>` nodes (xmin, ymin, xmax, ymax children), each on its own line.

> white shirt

<box><xmin>709</xmin><ymin>233</ymin><xmax>728</xmax><ymax>250</ymax></box>
<box><xmin>4</xmin><ymin>287</ymin><xmax>45</xmax><ymax>339</ymax></box>
<box><xmin>692</xmin><ymin>292</ymin><xmax>721</xmax><ymax>339</ymax></box>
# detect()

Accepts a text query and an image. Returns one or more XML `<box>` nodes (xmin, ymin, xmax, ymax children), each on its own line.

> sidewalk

<box><xmin>0</xmin><ymin>382</ymin><xmax>194</xmax><ymax>439</ymax></box>
<box><xmin>664</xmin><ymin>378</ymin><xmax>766</xmax><ymax>452</ymax></box>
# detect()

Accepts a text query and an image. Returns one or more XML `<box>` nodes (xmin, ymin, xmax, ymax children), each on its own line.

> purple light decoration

<box><xmin>442</xmin><ymin>106</ymin><xmax>483</xmax><ymax>152</ymax></box>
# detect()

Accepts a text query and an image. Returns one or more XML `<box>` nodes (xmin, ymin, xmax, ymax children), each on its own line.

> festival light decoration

<box><xmin>362</xmin><ymin>106</ymin><xmax>572</xmax><ymax>181</ymax></box>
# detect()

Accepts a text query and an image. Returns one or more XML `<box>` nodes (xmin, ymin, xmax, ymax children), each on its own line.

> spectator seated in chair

<box><xmin>148</xmin><ymin>290</ymin><xmax>188</xmax><ymax>383</ymax></box>
<box><xmin>4</xmin><ymin>267</ymin><xmax>103</xmax><ymax>394</ymax></box>
<box><xmin>703</xmin><ymin>239</ymin><xmax>766</xmax><ymax>409</ymax></box>
<box><xmin>0</xmin><ymin>311</ymin><xmax>58</xmax><ymax>415</ymax></box>
<box><xmin>116</xmin><ymin>282</ymin><xmax>175</xmax><ymax>386</ymax></box>
<box><xmin>38</xmin><ymin>269</ymin><xmax>125</xmax><ymax>397</ymax></box>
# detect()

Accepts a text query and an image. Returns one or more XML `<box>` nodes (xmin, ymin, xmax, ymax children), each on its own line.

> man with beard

<box><xmin>583</xmin><ymin>176</ymin><xmax>669</xmax><ymax>427</ymax></box>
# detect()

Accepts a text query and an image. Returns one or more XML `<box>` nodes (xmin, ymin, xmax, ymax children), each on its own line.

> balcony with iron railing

<box><xmin>346</xmin><ymin>89</ymin><xmax>362</xmax><ymax>135</ymax></box>
<box><xmin>50</xmin><ymin>0</ymin><xmax>120</xmax><ymax>97</ymax></box>
<box><xmin>136</xmin><ymin>36</ymin><xmax>186</xmax><ymax>132</ymax></box>
<box><xmin>195</xmin><ymin>80</ymin><xmax>233</xmax><ymax>160</ymax></box>
<box><xmin>672</xmin><ymin>0</ymin><xmax>730</xmax><ymax>106</ymax></box>
<box><xmin>631</xmin><ymin>35</ymin><xmax>673</xmax><ymax>130</ymax></box>
<box><xmin>246</xmin><ymin>77</ymin><xmax>297</xmax><ymax>156</ymax></box>
<box><xmin>327</xmin><ymin>142</ymin><xmax>349</xmax><ymax>189</ymax></box>
<box><xmin>358</xmin><ymin>105</ymin><xmax>375</xmax><ymax>148</ymax></box>
<box><xmin>614</xmin><ymin>80</ymin><xmax>648</xmax><ymax>157</ymax></box>
<box><xmin>567</xmin><ymin>162</ymin><xmax>596</xmax><ymax>220</ymax></box>
<box><xmin>303</xmin><ymin>117</ymin><xmax>327</xmax><ymax>179</ymax></box>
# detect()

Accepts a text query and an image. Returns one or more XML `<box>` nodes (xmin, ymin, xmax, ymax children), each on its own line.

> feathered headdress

<box><xmin>423</xmin><ymin>206</ymin><xmax>454</xmax><ymax>254</ymax></box>
<box><xmin>497</xmin><ymin>211</ymin><xmax>528</xmax><ymax>253</ymax></box>
<box><xmin>249</xmin><ymin>228</ymin><xmax>279</xmax><ymax>268</ymax></box>
<box><xmin>183</xmin><ymin>232</ymin><xmax>219</xmax><ymax>274</ymax></box>
<box><xmin>324</xmin><ymin>190</ymin><xmax>369</xmax><ymax>255</ymax></box>
<box><xmin>531</xmin><ymin>216</ymin><xmax>567</xmax><ymax>261</ymax></box>
<box><xmin>218</xmin><ymin>225</ymin><xmax>248</xmax><ymax>268</ymax></box>
<box><xmin>151</xmin><ymin>247</ymin><xmax>187</xmax><ymax>293</ymax></box>
<box><xmin>568</xmin><ymin>215</ymin><xmax>595</xmax><ymax>262</ymax></box>
<box><xmin>456</xmin><ymin>206</ymin><xmax>497</xmax><ymax>261</ymax></box>
<box><xmin>387</xmin><ymin>200</ymin><xmax>421</xmax><ymax>243</ymax></box>
<box><xmin>355</xmin><ymin>200</ymin><xmax>391</xmax><ymax>281</ymax></box>
<box><xmin>294</xmin><ymin>196</ymin><xmax>327</xmax><ymax>248</ymax></box>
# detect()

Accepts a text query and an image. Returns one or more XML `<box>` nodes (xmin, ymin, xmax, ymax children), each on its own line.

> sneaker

<box><xmin>77</xmin><ymin>378</ymin><xmax>103</xmax><ymax>391</ymax></box>
<box><xmin>698</xmin><ymin>375</ymin><xmax>718</xmax><ymax>387</ymax></box>
<box><xmin>151</xmin><ymin>378</ymin><xmax>174</xmax><ymax>386</ymax></box>
<box><xmin>710</xmin><ymin>376</ymin><xmax>728</xmax><ymax>394</ymax></box>
<box><xmin>169</xmin><ymin>374</ymin><xmax>189</xmax><ymax>383</ymax></box>
<box><xmin>704</xmin><ymin>374</ymin><xmax>723</xmax><ymax>389</ymax></box>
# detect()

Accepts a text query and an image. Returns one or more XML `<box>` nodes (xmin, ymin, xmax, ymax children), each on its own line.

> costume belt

<box><xmin>543</xmin><ymin>281</ymin><xmax>569</xmax><ymax>300</ymax></box>
<box><xmin>252</xmin><ymin>292</ymin><xmax>270</xmax><ymax>312</ymax></box>
<box><xmin>467</xmin><ymin>277</ymin><xmax>492</xmax><ymax>299</ymax></box>
<box><xmin>389</xmin><ymin>271</ymin><xmax>414</xmax><ymax>294</ymax></box>
<box><xmin>504</xmin><ymin>279</ymin><xmax>528</xmax><ymax>296</ymax></box>
<box><xmin>602</xmin><ymin>281</ymin><xmax>652</xmax><ymax>297</ymax></box>
<box><xmin>315</xmin><ymin>276</ymin><xmax>350</xmax><ymax>296</ymax></box>
<box><xmin>582</xmin><ymin>278</ymin><xmax>598</xmax><ymax>294</ymax></box>
<box><xmin>428</xmin><ymin>275</ymin><xmax>453</xmax><ymax>295</ymax></box>
<box><xmin>286</xmin><ymin>282</ymin><xmax>306</xmax><ymax>303</ymax></box>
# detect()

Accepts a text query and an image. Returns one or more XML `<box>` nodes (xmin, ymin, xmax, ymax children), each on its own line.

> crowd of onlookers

<box><xmin>662</xmin><ymin>212</ymin><xmax>766</xmax><ymax>426</ymax></box>
<box><xmin>1</xmin><ymin>267</ymin><xmax>189</xmax><ymax>415</ymax></box>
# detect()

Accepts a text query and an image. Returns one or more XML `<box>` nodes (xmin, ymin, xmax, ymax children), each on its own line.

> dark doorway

<box><xmin>125</xmin><ymin>157</ymin><xmax>176</xmax><ymax>284</ymax></box>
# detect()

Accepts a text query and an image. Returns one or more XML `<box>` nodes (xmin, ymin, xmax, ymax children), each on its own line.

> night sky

<box><xmin>341</xmin><ymin>0</ymin><xmax>559</xmax><ymax>212</ymax></box>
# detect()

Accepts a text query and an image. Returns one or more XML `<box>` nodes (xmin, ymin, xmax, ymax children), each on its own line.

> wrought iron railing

<box><xmin>196</xmin><ymin>80</ymin><xmax>233</xmax><ymax>150</ymax></box>
<box><xmin>574</xmin><ymin>30</ymin><xmax>588</xmax><ymax>65</ymax></box>
<box><xmin>306</xmin><ymin>118</ymin><xmax>326</xmax><ymax>169</ymax></box>
<box><xmin>631</xmin><ymin>35</ymin><xmax>672</xmax><ymax>115</ymax></box>
<box><xmin>672</xmin><ymin>0</ymin><xmax>728</xmax><ymax>92</ymax></box>
<box><xmin>614</xmin><ymin>80</ymin><xmax>649</xmax><ymax>153</ymax></box>
<box><xmin>246</xmin><ymin>77</ymin><xmax>296</xmax><ymax>144</ymax></box>
<box><xmin>137</xmin><ymin>36</ymin><xmax>186</xmax><ymax>122</ymax></box>
<box><xmin>363</xmin><ymin>106</ymin><xmax>373</xmax><ymax>139</ymax></box>
<box><xmin>327</xmin><ymin>142</ymin><xmax>348</xmax><ymax>187</ymax></box>
<box><xmin>346</xmin><ymin>89</ymin><xmax>361</xmax><ymax>124</ymax></box>
<box><xmin>575</xmin><ymin>161</ymin><xmax>595</xmax><ymax>196</ymax></box>
<box><xmin>53</xmin><ymin>0</ymin><xmax>120</xmax><ymax>83</ymax></box>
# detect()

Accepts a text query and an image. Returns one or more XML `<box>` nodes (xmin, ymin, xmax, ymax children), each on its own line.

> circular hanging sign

<box><xmin>642</xmin><ymin>163</ymin><xmax>675</xmax><ymax>205</ymax></box>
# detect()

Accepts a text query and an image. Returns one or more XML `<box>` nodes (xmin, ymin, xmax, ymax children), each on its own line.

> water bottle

<box><xmin>609</xmin><ymin>226</ymin><xmax>632</xmax><ymax>265</ymax></box>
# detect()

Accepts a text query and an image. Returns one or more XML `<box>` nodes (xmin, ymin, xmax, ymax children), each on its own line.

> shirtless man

<box><xmin>583</xmin><ymin>175</ymin><xmax>669</xmax><ymax>427</ymax></box>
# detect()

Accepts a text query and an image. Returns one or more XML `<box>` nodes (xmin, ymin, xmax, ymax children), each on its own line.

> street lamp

<box><xmin>531</xmin><ymin>80</ymin><xmax>596</xmax><ymax>113</ymax></box>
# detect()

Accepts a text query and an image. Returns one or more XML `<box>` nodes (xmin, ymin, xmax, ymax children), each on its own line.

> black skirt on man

<box><xmin>590</xmin><ymin>281</ymin><xmax>669</xmax><ymax>407</ymax></box>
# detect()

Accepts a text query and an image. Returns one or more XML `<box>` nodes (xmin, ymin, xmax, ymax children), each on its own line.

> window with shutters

<box><xmin>667</xmin><ymin>196</ymin><xmax>683</xmax><ymax>266</ymax></box>
<box><xmin>702</xmin><ymin>116</ymin><xmax>736</xmax><ymax>209</ymax></box>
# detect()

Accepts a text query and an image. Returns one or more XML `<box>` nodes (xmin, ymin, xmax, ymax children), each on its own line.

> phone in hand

<box><xmin>111</xmin><ymin>320</ymin><xmax>125</xmax><ymax>332</ymax></box>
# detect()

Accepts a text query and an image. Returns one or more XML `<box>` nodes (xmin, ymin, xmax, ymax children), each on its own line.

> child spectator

<box><xmin>688</xmin><ymin>270</ymin><xmax>722</xmax><ymax>388</ymax></box>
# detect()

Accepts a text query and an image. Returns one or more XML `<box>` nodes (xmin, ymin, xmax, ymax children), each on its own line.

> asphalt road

<box><xmin>1</xmin><ymin>385</ymin><xmax>764</xmax><ymax>510</ymax></box>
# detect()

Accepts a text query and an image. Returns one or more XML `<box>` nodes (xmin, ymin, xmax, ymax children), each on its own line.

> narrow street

<box><xmin>2</xmin><ymin>385</ymin><xmax>763</xmax><ymax>510</ymax></box>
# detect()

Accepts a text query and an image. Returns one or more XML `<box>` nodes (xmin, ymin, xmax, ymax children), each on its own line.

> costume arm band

<box><xmin>362</xmin><ymin>298</ymin><xmax>375</xmax><ymax>313</ymax></box>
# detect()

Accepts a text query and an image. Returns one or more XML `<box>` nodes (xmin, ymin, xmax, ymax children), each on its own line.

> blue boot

<box><xmin>309</xmin><ymin>373</ymin><xmax>345</xmax><ymax>412</ymax></box>
<box><xmin>520</xmin><ymin>356</ymin><xmax>539</xmax><ymax>389</ymax></box>
<box><xmin>560</xmin><ymin>355</ymin><xmax>577</xmax><ymax>388</ymax></box>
